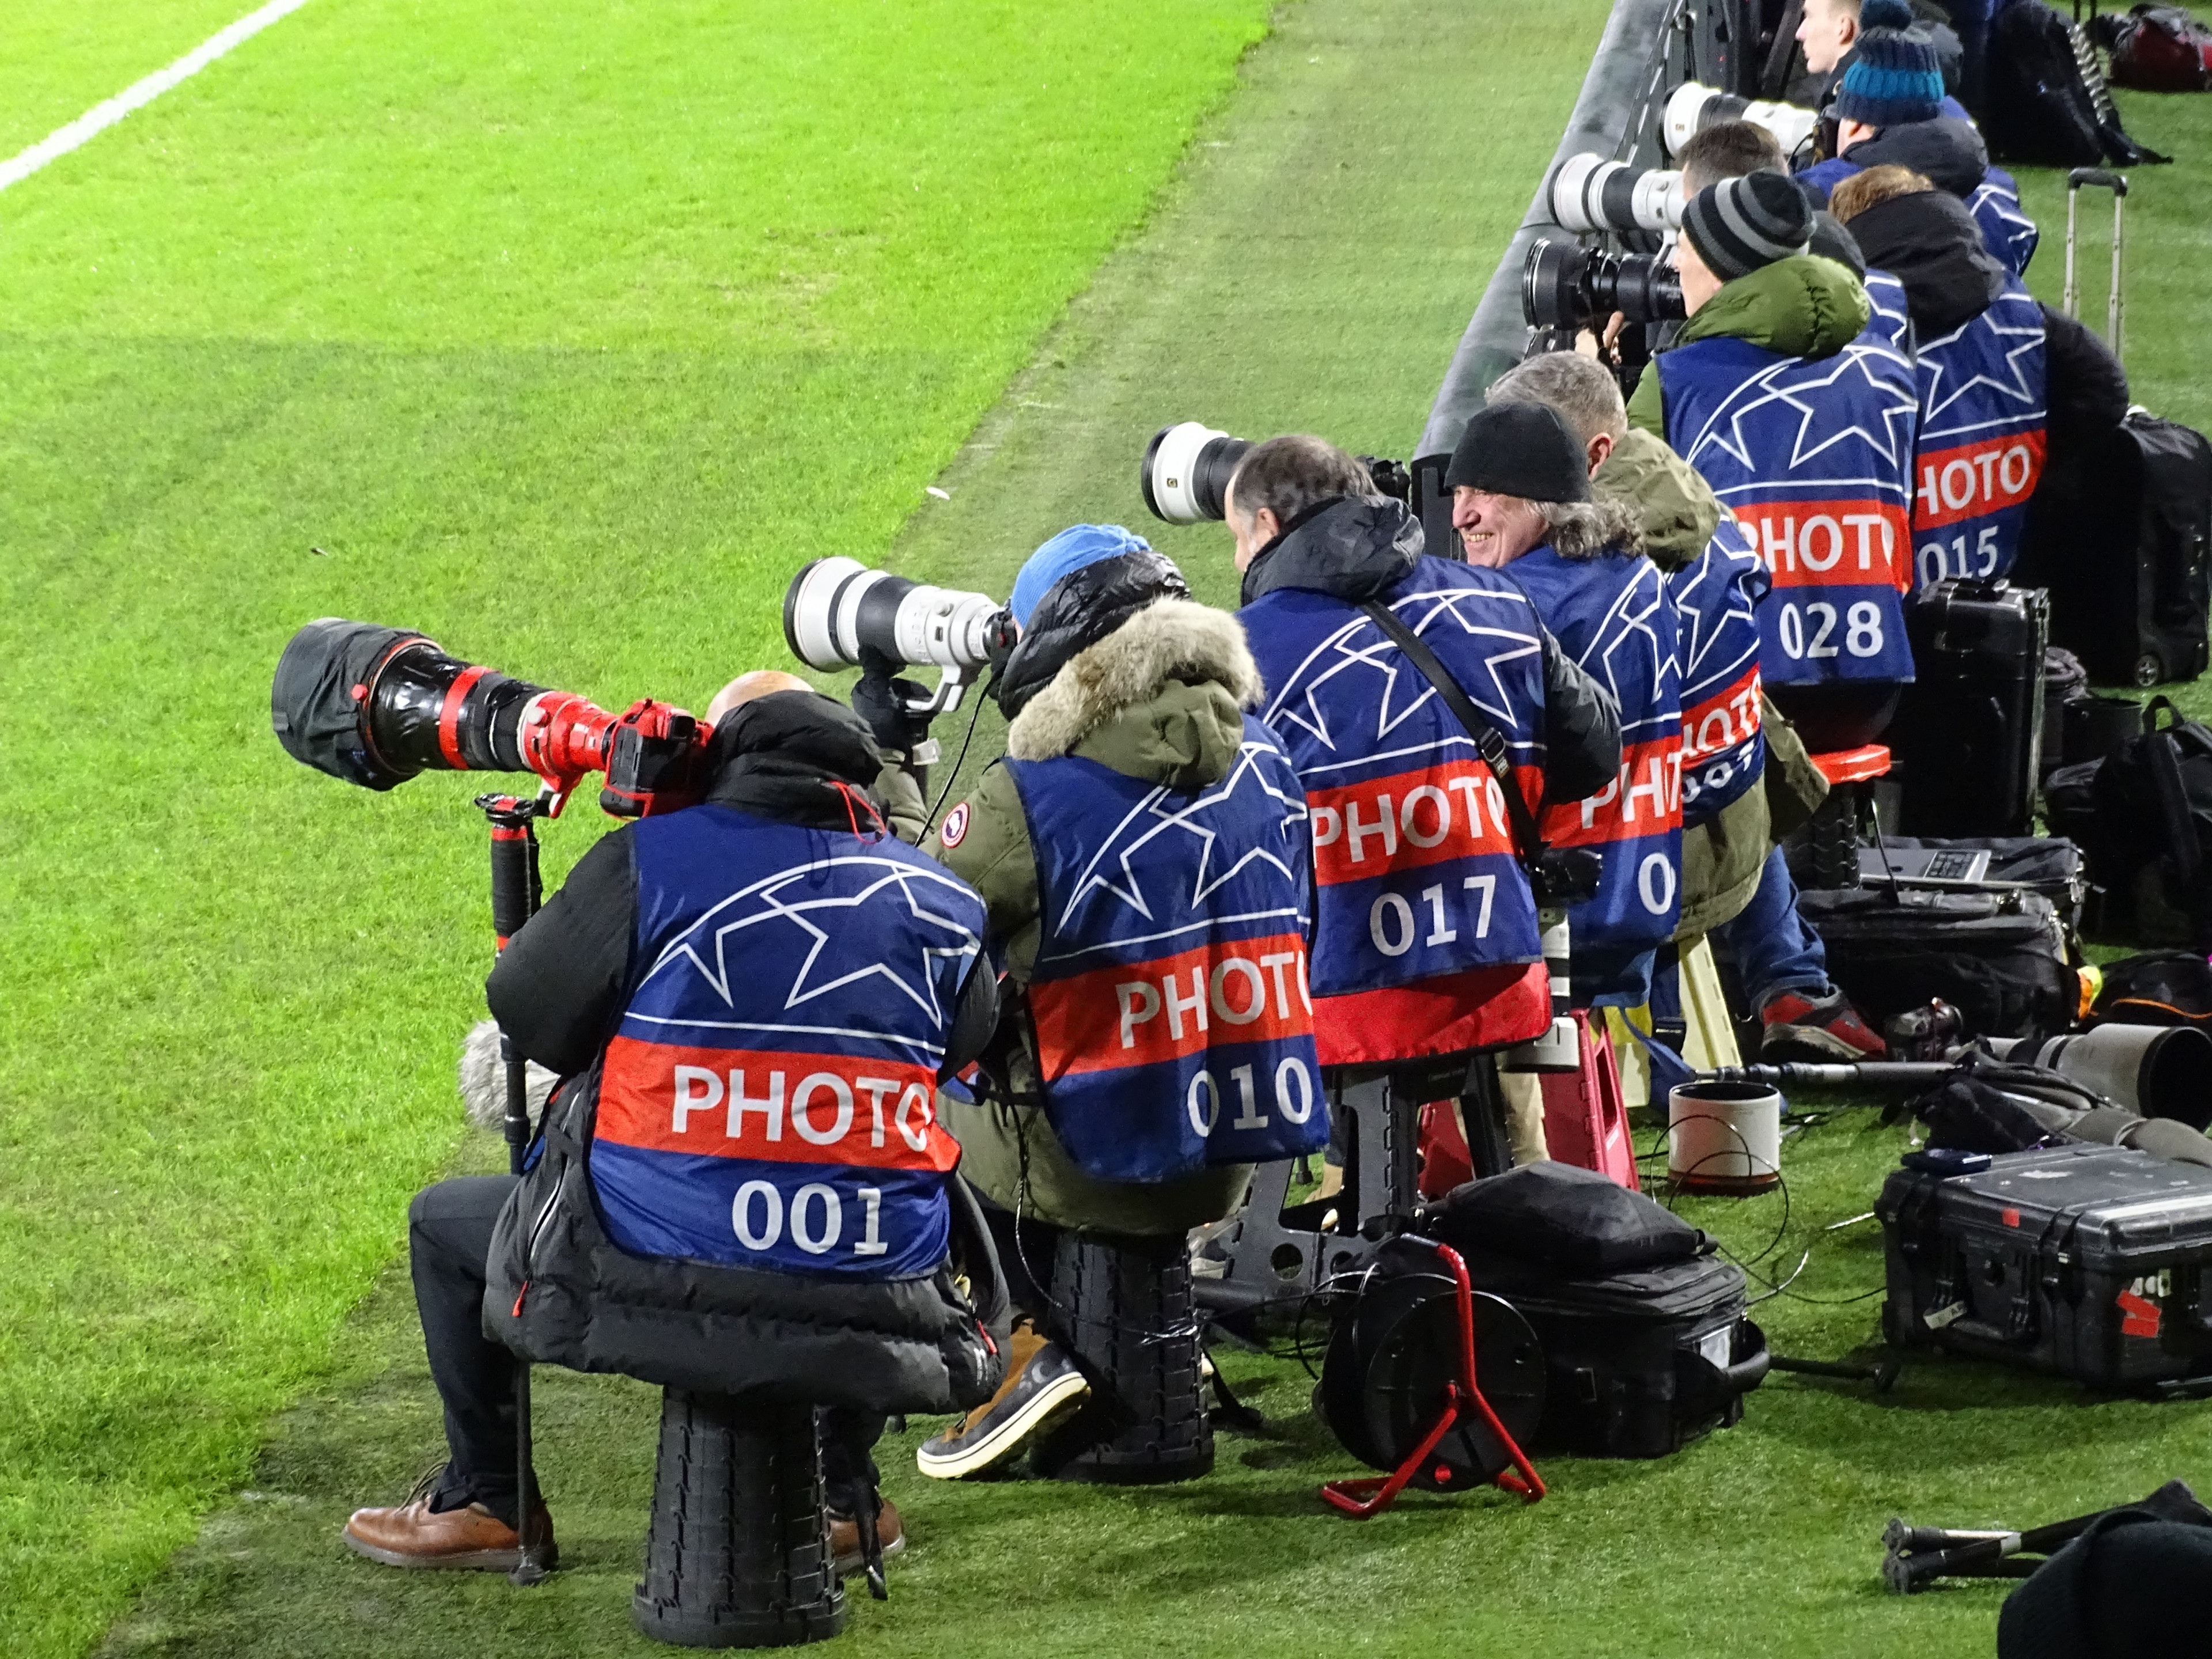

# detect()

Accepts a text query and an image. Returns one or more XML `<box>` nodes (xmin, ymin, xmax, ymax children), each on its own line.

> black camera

<box><xmin>1521</xmin><ymin>238</ymin><xmax>1685</xmax><ymax>335</ymax></box>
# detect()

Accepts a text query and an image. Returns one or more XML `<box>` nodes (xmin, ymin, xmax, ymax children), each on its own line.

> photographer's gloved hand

<box><xmin>853</xmin><ymin>647</ymin><xmax>938</xmax><ymax>764</ymax></box>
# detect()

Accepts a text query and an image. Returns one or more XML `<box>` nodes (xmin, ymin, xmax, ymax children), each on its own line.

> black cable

<box><xmin>923</xmin><ymin>676</ymin><xmax>993</xmax><ymax>836</ymax></box>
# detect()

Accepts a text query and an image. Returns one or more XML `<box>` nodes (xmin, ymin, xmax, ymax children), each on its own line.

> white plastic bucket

<box><xmin>1666</xmin><ymin>1082</ymin><xmax>1782</xmax><ymax>1194</ymax></box>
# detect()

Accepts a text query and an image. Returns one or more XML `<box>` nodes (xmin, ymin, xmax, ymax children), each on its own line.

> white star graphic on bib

<box><xmin>1055</xmin><ymin>738</ymin><xmax>1309</xmax><ymax>928</ymax></box>
<box><xmin>645</xmin><ymin>855</ymin><xmax>984</xmax><ymax>1027</ymax></box>
<box><xmin>1263</xmin><ymin>586</ymin><xmax>1542</xmax><ymax>755</ymax></box>
<box><xmin>1918</xmin><ymin>290</ymin><xmax>2046</xmax><ymax>430</ymax></box>
<box><xmin>1690</xmin><ymin>342</ymin><xmax>1920</xmax><ymax>480</ymax></box>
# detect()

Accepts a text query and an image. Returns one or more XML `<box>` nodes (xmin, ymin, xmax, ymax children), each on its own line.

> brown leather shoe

<box><xmin>828</xmin><ymin>1497</ymin><xmax>904</xmax><ymax>1577</ymax></box>
<box><xmin>342</xmin><ymin>1496</ymin><xmax>557</xmax><ymax>1571</ymax></box>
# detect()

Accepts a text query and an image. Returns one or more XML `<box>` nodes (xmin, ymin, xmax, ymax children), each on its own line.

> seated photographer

<box><xmin>1831</xmin><ymin>164</ymin><xmax>2127</xmax><ymax>590</ymax></box>
<box><xmin>1796</xmin><ymin>7</ymin><xmax>2037</xmax><ymax>278</ymax></box>
<box><xmin>1628</xmin><ymin>168</ymin><xmax>1918</xmax><ymax>757</ymax></box>
<box><xmin>1443</xmin><ymin>402</ymin><xmax>1683</xmax><ymax>1009</ymax></box>
<box><xmin>1490</xmin><ymin>352</ymin><xmax>1884</xmax><ymax>1063</ymax></box>
<box><xmin>1221</xmin><ymin>435</ymin><xmax>1622</xmax><ymax>1164</ymax></box>
<box><xmin>1488</xmin><ymin>353</ymin><xmax>1769</xmax><ymax>942</ymax></box>
<box><xmin>858</xmin><ymin>526</ymin><xmax>1326</xmax><ymax>1479</ymax></box>
<box><xmin>344</xmin><ymin>671</ymin><xmax>1005</xmax><ymax>1574</ymax></box>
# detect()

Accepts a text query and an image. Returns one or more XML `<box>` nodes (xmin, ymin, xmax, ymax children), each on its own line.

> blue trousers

<box><xmin>1713</xmin><ymin>847</ymin><xmax>1832</xmax><ymax>1010</ymax></box>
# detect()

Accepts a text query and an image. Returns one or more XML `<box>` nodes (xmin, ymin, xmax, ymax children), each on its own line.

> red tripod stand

<box><xmin>1320</xmin><ymin>1237</ymin><xmax>1546</xmax><ymax>1518</ymax></box>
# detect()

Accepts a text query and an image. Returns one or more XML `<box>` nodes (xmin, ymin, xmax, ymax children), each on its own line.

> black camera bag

<box><xmin>2093</xmin><ymin>952</ymin><xmax>2212</xmax><ymax>1029</ymax></box>
<box><xmin>1410</xmin><ymin>1167</ymin><xmax>1764</xmax><ymax>1457</ymax></box>
<box><xmin>2090</xmin><ymin>699</ymin><xmax>2212</xmax><ymax>949</ymax></box>
<box><xmin>1450</xmin><ymin>1247</ymin><xmax>1767</xmax><ymax>1457</ymax></box>
<box><xmin>1892</xmin><ymin>579</ymin><xmax>2049</xmax><ymax>838</ymax></box>
<box><xmin>1795</xmin><ymin>885</ymin><xmax>2080</xmax><ymax>1039</ymax></box>
<box><xmin>1880</xmin><ymin>1143</ymin><xmax>2212</xmax><ymax>1389</ymax></box>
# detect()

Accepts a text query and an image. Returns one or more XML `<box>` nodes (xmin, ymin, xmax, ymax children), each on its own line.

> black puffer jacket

<box><xmin>1241</xmin><ymin>495</ymin><xmax>1622</xmax><ymax>804</ymax></box>
<box><xmin>1847</xmin><ymin>187</ymin><xmax>2007</xmax><ymax>336</ymax></box>
<box><xmin>993</xmin><ymin>548</ymin><xmax>1190</xmax><ymax>721</ymax></box>
<box><xmin>480</xmin><ymin>690</ymin><xmax>1009</xmax><ymax>1415</ymax></box>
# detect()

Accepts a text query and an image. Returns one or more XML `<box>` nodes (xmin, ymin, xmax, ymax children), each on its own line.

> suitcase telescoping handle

<box><xmin>2065</xmin><ymin>167</ymin><xmax>2128</xmax><ymax>364</ymax></box>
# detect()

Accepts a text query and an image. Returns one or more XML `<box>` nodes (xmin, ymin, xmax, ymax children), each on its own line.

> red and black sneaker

<box><xmin>1758</xmin><ymin>989</ymin><xmax>1887</xmax><ymax>1062</ymax></box>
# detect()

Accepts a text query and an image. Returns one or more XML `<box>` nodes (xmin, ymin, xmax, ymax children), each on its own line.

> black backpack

<box><xmin>1984</xmin><ymin>0</ymin><xmax>2168</xmax><ymax>167</ymax></box>
<box><xmin>2093</xmin><ymin>951</ymin><xmax>2212</xmax><ymax>1028</ymax></box>
<box><xmin>2089</xmin><ymin>699</ymin><xmax>2212</xmax><ymax>948</ymax></box>
<box><xmin>2028</xmin><ymin>411</ymin><xmax>2212</xmax><ymax>689</ymax></box>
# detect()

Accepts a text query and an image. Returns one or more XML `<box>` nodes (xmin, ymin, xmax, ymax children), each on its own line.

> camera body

<box><xmin>1521</xmin><ymin>237</ymin><xmax>1685</xmax><ymax>342</ymax></box>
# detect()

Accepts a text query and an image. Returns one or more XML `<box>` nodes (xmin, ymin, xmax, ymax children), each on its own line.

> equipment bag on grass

<box><xmin>2089</xmin><ymin>698</ymin><xmax>2212</xmax><ymax>949</ymax></box>
<box><xmin>1863</xmin><ymin>835</ymin><xmax>2088</xmax><ymax>930</ymax></box>
<box><xmin>2026</xmin><ymin>410</ymin><xmax>2212</xmax><ymax>689</ymax></box>
<box><xmin>1404</xmin><ymin>1166</ymin><xmax>1764</xmax><ymax>1457</ymax></box>
<box><xmin>1892</xmin><ymin>581</ymin><xmax>2050</xmax><ymax>838</ymax></box>
<box><xmin>1985</xmin><ymin>1</ymin><xmax>2168</xmax><ymax>165</ymax></box>
<box><xmin>1794</xmin><ymin>885</ymin><xmax>2079</xmax><ymax>1039</ymax></box>
<box><xmin>2093</xmin><ymin>952</ymin><xmax>2212</xmax><ymax>1028</ymax></box>
<box><xmin>1446</xmin><ymin>1244</ymin><xmax>1767</xmax><ymax>1457</ymax></box>
<box><xmin>2090</xmin><ymin>4</ymin><xmax>2212</xmax><ymax>90</ymax></box>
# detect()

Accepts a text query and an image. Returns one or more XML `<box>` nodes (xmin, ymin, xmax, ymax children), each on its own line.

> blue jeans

<box><xmin>1713</xmin><ymin>847</ymin><xmax>1832</xmax><ymax>1010</ymax></box>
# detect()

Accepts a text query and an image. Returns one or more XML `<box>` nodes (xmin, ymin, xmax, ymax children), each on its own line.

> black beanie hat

<box><xmin>1444</xmin><ymin>403</ymin><xmax>1592</xmax><ymax>503</ymax></box>
<box><xmin>1681</xmin><ymin>168</ymin><xmax>1814</xmax><ymax>282</ymax></box>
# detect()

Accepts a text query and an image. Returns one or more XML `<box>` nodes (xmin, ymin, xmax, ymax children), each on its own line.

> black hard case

<box><xmin>1893</xmin><ymin>578</ymin><xmax>2051</xmax><ymax>838</ymax></box>
<box><xmin>1456</xmin><ymin>1250</ymin><xmax>1767</xmax><ymax>1457</ymax></box>
<box><xmin>1879</xmin><ymin>1143</ymin><xmax>2212</xmax><ymax>1388</ymax></box>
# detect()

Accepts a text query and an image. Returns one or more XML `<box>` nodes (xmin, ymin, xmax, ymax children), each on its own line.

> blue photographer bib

<box><xmin>1657</xmin><ymin>327</ymin><xmax>1921</xmax><ymax>688</ymax></box>
<box><xmin>590</xmin><ymin>806</ymin><xmax>987</xmax><ymax>1279</ymax></box>
<box><xmin>1505</xmin><ymin>547</ymin><xmax>1684</xmax><ymax>955</ymax></box>
<box><xmin>1006</xmin><ymin>717</ymin><xmax>1325</xmax><ymax>1183</ymax></box>
<box><xmin>1908</xmin><ymin>277</ymin><xmax>2048</xmax><ymax>589</ymax></box>
<box><xmin>1668</xmin><ymin>516</ymin><xmax>1769</xmax><ymax>825</ymax></box>
<box><xmin>1244</xmin><ymin>557</ymin><xmax>1549</xmax><ymax>986</ymax></box>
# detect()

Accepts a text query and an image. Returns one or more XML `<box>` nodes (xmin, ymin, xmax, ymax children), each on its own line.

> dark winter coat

<box><xmin>1844</xmin><ymin>114</ymin><xmax>1992</xmax><ymax>199</ymax></box>
<box><xmin>1846</xmin><ymin>188</ymin><xmax>2008</xmax><ymax>336</ymax></box>
<box><xmin>479</xmin><ymin>690</ymin><xmax>1009</xmax><ymax>1414</ymax></box>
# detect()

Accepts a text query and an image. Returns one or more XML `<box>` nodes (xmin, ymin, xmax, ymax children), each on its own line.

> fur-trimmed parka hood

<box><xmin>1005</xmin><ymin>598</ymin><xmax>1262</xmax><ymax>789</ymax></box>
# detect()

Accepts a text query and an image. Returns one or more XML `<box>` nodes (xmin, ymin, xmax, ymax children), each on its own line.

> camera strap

<box><xmin>1358</xmin><ymin>600</ymin><xmax>1547</xmax><ymax>869</ymax></box>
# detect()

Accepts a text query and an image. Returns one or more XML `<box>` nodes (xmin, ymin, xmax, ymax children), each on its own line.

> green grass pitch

<box><xmin>5</xmin><ymin>1</ymin><xmax>2212</xmax><ymax>1656</ymax></box>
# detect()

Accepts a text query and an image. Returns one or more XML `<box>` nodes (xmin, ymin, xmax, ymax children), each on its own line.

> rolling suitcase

<box><xmin>1880</xmin><ymin>1143</ymin><xmax>2212</xmax><ymax>1389</ymax></box>
<box><xmin>2027</xmin><ymin>170</ymin><xmax>2212</xmax><ymax>688</ymax></box>
<box><xmin>1892</xmin><ymin>578</ymin><xmax>2050</xmax><ymax>837</ymax></box>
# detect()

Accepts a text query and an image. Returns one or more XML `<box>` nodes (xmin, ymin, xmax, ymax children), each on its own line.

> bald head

<box><xmin>706</xmin><ymin>669</ymin><xmax>814</xmax><ymax>728</ymax></box>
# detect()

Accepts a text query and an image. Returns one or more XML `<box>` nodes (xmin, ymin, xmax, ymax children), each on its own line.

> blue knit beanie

<box><xmin>1009</xmin><ymin>524</ymin><xmax>1153</xmax><ymax>627</ymax></box>
<box><xmin>1835</xmin><ymin>27</ymin><xmax>1945</xmax><ymax>127</ymax></box>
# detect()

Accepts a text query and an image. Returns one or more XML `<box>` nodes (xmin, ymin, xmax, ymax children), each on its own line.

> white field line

<box><xmin>0</xmin><ymin>0</ymin><xmax>313</xmax><ymax>195</ymax></box>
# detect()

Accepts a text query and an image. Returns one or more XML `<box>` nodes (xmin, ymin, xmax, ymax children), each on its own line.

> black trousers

<box><xmin>407</xmin><ymin>1175</ymin><xmax>881</xmax><ymax>1526</ymax></box>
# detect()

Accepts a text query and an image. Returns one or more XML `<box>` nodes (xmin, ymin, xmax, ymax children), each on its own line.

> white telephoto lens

<box><xmin>1664</xmin><ymin>82</ymin><xmax>1719</xmax><ymax>158</ymax></box>
<box><xmin>1146</xmin><ymin>421</ymin><xmax>1231</xmax><ymax>524</ymax></box>
<box><xmin>784</xmin><ymin>556</ymin><xmax>880</xmax><ymax>671</ymax></box>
